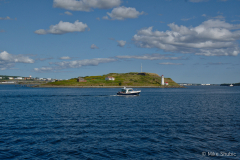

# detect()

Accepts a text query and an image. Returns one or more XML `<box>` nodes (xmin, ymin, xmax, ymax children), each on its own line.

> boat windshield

<box><xmin>121</xmin><ymin>89</ymin><xmax>126</xmax><ymax>93</ymax></box>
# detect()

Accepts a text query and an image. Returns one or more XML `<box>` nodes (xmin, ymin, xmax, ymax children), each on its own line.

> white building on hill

<box><xmin>105</xmin><ymin>76</ymin><xmax>115</xmax><ymax>81</ymax></box>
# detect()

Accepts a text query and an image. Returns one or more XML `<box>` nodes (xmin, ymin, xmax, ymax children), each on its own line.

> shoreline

<box><xmin>35</xmin><ymin>85</ymin><xmax>185</xmax><ymax>88</ymax></box>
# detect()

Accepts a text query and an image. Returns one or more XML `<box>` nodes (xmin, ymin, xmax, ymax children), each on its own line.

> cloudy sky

<box><xmin>1</xmin><ymin>0</ymin><xmax>240</xmax><ymax>84</ymax></box>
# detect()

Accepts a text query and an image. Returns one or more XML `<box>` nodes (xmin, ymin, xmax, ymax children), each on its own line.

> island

<box><xmin>39</xmin><ymin>72</ymin><xmax>184</xmax><ymax>88</ymax></box>
<box><xmin>220</xmin><ymin>83</ymin><xmax>240</xmax><ymax>86</ymax></box>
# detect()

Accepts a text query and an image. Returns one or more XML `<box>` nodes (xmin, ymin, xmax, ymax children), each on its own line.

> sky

<box><xmin>0</xmin><ymin>0</ymin><xmax>240</xmax><ymax>84</ymax></box>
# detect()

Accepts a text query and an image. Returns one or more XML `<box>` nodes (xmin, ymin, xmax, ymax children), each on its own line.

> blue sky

<box><xmin>0</xmin><ymin>0</ymin><xmax>240</xmax><ymax>84</ymax></box>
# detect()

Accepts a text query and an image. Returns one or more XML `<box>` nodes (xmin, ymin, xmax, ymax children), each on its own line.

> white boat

<box><xmin>230</xmin><ymin>84</ymin><xmax>233</xmax><ymax>87</ymax></box>
<box><xmin>117</xmin><ymin>87</ymin><xmax>141</xmax><ymax>95</ymax></box>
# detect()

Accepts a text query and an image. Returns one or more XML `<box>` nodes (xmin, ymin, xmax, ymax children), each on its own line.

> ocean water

<box><xmin>0</xmin><ymin>85</ymin><xmax>239</xmax><ymax>159</ymax></box>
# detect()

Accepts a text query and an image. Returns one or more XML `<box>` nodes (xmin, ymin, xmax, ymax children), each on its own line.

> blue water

<box><xmin>0</xmin><ymin>85</ymin><xmax>239</xmax><ymax>159</ymax></box>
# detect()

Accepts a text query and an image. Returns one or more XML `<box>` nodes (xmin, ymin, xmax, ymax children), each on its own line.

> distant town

<box><xmin>0</xmin><ymin>75</ymin><xmax>65</xmax><ymax>84</ymax></box>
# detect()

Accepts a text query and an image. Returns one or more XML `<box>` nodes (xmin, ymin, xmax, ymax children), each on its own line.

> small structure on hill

<box><xmin>165</xmin><ymin>82</ymin><xmax>168</xmax><ymax>85</ymax></box>
<box><xmin>138</xmin><ymin>73</ymin><xmax>146</xmax><ymax>76</ymax></box>
<box><xmin>77</xmin><ymin>77</ymin><xmax>86</xmax><ymax>82</ymax></box>
<box><xmin>105</xmin><ymin>76</ymin><xmax>115</xmax><ymax>81</ymax></box>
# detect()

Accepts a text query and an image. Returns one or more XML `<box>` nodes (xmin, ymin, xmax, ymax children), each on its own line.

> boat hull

<box><xmin>117</xmin><ymin>92</ymin><xmax>140</xmax><ymax>95</ymax></box>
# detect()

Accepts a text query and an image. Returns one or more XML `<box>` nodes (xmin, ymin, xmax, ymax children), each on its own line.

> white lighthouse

<box><xmin>161</xmin><ymin>75</ymin><xmax>164</xmax><ymax>85</ymax></box>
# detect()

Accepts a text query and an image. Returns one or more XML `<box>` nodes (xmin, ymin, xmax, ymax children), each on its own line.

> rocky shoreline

<box><xmin>35</xmin><ymin>85</ymin><xmax>185</xmax><ymax>88</ymax></box>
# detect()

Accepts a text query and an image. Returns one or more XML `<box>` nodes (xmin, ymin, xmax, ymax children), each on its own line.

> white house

<box><xmin>15</xmin><ymin>77</ymin><xmax>23</xmax><ymax>80</ymax></box>
<box><xmin>8</xmin><ymin>77</ymin><xmax>13</xmax><ymax>80</ymax></box>
<box><xmin>164</xmin><ymin>82</ymin><xmax>169</xmax><ymax>85</ymax></box>
<box><xmin>0</xmin><ymin>77</ymin><xmax>2</xmax><ymax>79</ymax></box>
<box><xmin>105</xmin><ymin>76</ymin><xmax>115</xmax><ymax>81</ymax></box>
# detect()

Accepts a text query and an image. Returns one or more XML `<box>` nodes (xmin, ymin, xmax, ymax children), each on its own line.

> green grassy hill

<box><xmin>45</xmin><ymin>72</ymin><xmax>180</xmax><ymax>87</ymax></box>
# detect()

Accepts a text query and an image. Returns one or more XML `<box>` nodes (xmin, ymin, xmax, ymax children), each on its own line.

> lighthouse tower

<box><xmin>161</xmin><ymin>75</ymin><xmax>164</xmax><ymax>85</ymax></box>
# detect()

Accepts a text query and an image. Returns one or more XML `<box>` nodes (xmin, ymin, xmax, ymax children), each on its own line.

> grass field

<box><xmin>45</xmin><ymin>72</ymin><xmax>180</xmax><ymax>87</ymax></box>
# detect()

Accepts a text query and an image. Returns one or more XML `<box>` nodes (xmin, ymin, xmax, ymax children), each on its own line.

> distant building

<box><xmin>8</xmin><ymin>77</ymin><xmax>14</xmax><ymax>80</ymax></box>
<box><xmin>24</xmin><ymin>77</ymin><xmax>31</xmax><ymax>80</ymax></box>
<box><xmin>77</xmin><ymin>77</ymin><xmax>86</xmax><ymax>82</ymax></box>
<box><xmin>105</xmin><ymin>76</ymin><xmax>115</xmax><ymax>81</ymax></box>
<box><xmin>0</xmin><ymin>77</ymin><xmax>2</xmax><ymax>79</ymax></box>
<box><xmin>165</xmin><ymin>82</ymin><xmax>169</xmax><ymax>85</ymax></box>
<box><xmin>138</xmin><ymin>73</ymin><xmax>146</xmax><ymax>76</ymax></box>
<box><xmin>15</xmin><ymin>77</ymin><xmax>22</xmax><ymax>80</ymax></box>
<box><xmin>47</xmin><ymin>78</ymin><xmax>51</xmax><ymax>81</ymax></box>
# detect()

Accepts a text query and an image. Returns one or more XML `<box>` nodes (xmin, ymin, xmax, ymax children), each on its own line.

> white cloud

<box><xmin>0</xmin><ymin>51</ymin><xmax>34</xmax><ymax>63</ymax></box>
<box><xmin>116</xmin><ymin>54</ymin><xmax>182</xmax><ymax>60</ymax></box>
<box><xmin>60</xmin><ymin>56</ymin><xmax>71</xmax><ymax>59</ymax></box>
<box><xmin>210</xmin><ymin>15</ymin><xmax>225</xmax><ymax>20</ymax></box>
<box><xmin>0</xmin><ymin>16</ymin><xmax>11</xmax><ymax>20</ymax></box>
<box><xmin>35</xmin><ymin>20</ymin><xmax>88</xmax><ymax>35</ymax></box>
<box><xmin>0</xmin><ymin>51</ymin><xmax>34</xmax><ymax>70</ymax></box>
<box><xmin>0</xmin><ymin>63</ymin><xmax>14</xmax><ymax>70</ymax></box>
<box><xmin>56</xmin><ymin>58</ymin><xmax>116</xmax><ymax>68</ymax></box>
<box><xmin>132</xmin><ymin>20</ymin><xmax>240</xmax><ymax>56</ymax></box>
<box><xmin>117</xmin><ymin>40</ymin><xmax>126</xmax><ymax>47</ymax></box>
<box><xmin>34</xmin><ymin>29</ymin><xmax>47</xmax><ymax>35</ymax></box>
<box><xmin>105</xmin><ymin>6</ymin><xmax>144</xmax><ymax>20</ymax></box>
<box><xmin>158</xmin><ymin>62</ymin><xmax>183</xmax><ymax>65</ymax></box>
<box><xmin>181</xmin><ymin>16</ymin><xmax>195</xmax><ymax>21</ymax></box>
<box><xmin>90</xmin><ymin>44</ymin><xmax>99</xmax><ymax>49</ymax></box>
<box><xmin>53</xmin><ymin>0</ymin><xmax>121</xmax><ymax>11</ymax></box>
<box><xmin>36</xmin><ymin>57</ymin><xmax>54</xmax><ymax>61</ymax></box>
<box><xmin>34</xmin><ymin>58</ymin><xmax>116</xmax><ymax>72</ymax></box>
<box><xmin>102</xmin><ymin>16</ymin><xmax>109</xmax><ymax>20</ymax></box>
<box><xmin>34</xmin><ymin>67</ymin><xmax>53</xmax><ymax>72</ymax></box>
<box><xmin>202</xmin><ymin>14</ymin><xmax>225</xmax><ymax>20</ymax></box>
<box><xmin>64</xmin><ymin>11</ymin><xmax>73</xmax><ymax>15</ymax></box>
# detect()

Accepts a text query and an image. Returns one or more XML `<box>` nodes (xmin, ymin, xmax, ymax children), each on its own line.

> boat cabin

<box><xmin>121</xmin><ymin>88</ymin><xmax>133</xmax><ymax>93</ymax></box>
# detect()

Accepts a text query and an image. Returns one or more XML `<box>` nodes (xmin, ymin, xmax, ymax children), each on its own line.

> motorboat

<box><xmin>230</xmin><ymin>84</ymin><xmax>233</xmax><ymax>87</ymax></box>
<box><xmin>117</xmin><ymin>87</ymin><xmax>141</xmax><ymax>95</ymax></box>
